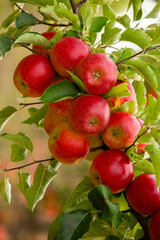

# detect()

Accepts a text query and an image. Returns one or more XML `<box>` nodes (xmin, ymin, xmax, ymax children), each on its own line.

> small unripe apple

<box><xmin>32</xmin><ymin>31</ymin><xmax>56</xmax><ymax>56</ymax></box>
<box><xmin>50</xmin><ymin>36</ymin><xmax>90</xmax><ymax>77</ymax></box>
<box><xmin>102</xmin><ymin>111</ymin><xmax>141</xmax><ymax>150</ymax></box>
<box><xmin>89</xmin><ymin>149</ymin><xmax>133</xmax><ymax>193</ymax></box>
<box><xmin>49</xmin><ymin>79</ymin><xmax>74</xmax><ymax>120</ymax></box>
<box><xmin>76</xmin><ymin>53</ymin><xmax>117</xmax><ymax>95</ymax></box>
<box><xmin>69</xmin><ymin>95</ymin><xmax>110</xmax><ymax>135</ymax></box>
<box><xmin>136</xmin><ymin>143</ymin><xmax>150</xmax><ymax>153</ymax></box>
<box><xmin>106</xmin><ymin>81</ymin><xmax>136</xmax><ymax>110</ymax></box>
<box><xmin>48</xmin><ymin>123</ymin><xmax>90</xmax><ymax>164</ymax></box>
<box><xmin>43</xmin><ymin>109</ymin><xmax>64</xmax><ymax>135</ymax></box>
<box><xmin>126</xmin><ymin>174</ymin><xmax>160</xmax><ymax>215</ymax></box>
<box><xmin>149</xmin><ymin>208</ymin><xmax>160</xmax><ymax>240</ymax></box>
<box><xmin>13</xmin><ymin>54</ymin><xmax>55</xmax><ymax>97</ymax></box>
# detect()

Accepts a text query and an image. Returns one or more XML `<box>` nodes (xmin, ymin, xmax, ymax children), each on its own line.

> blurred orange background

<box><xmin>0</xmin><ymin>1</ymin><xmax>90</xmax><ymax>239</ymax></box>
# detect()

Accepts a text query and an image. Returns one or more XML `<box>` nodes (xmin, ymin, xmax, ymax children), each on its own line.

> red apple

<box><xmin>76</xmin><ymin>53</ymin><xmax>117</xmax><ymax>95</ymax></box>
<box><xmin>43</xmin><ymin>109</ymin><xmax>64</xmax><ymax>135</ymax></box>
<box><xmin>50</xmin><ymin>36</ymin><xmax>90</xmax><ymax>77</ymax></box>
<box><xmin>126</xmin><ymin>174</ymin><xmax>160</xmax><ymax>215</ymax></box>
<box><xmin>48</xmin><ymin>123</ymin><xmax>90</xmax><ymax>164</ymax></box>
<box><xmin>106</xmin><ymin>81</ymin><xmax>136</xmax><ymax>110</ymax></box>
<box><xmin>89</xmin><ymin>149</ymin><xmax>133</xmax><ymax>193</ymax></box>
<box><xmin>102</xmin><ymin>111</ymin><xmax>141</xmax><ymax>150</ymax></box>
<box><xmin>13</xmin><ymin>54</ymin><xmax>56</xmax><ymax>97</ymax></box>
<box><xmin>69</xmin><ymin>95</ymin><xmax>110</xmax><ymax>135</ymax></box>
<box><xmin>49</xmin><ymin>79</ymin><xmax>74</xmax><ymax>120</ymax></box>
<box><xmin>32</xmin><ymin>31</ymin><xmax>56</xmax><ymax>56</ymax></box>
<box><xmin>149</xmin><ymin>208</ymin><xmax>160</xmax><ymax>240</ymax></box>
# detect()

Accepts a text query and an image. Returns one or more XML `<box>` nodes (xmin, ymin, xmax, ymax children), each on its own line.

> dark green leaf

<box><xmin>40</xmin><ymin>80</ymin><xmax>80</xmax><ymax>103</ymax></box>
<box><xmin>22</xmin><ymin>104</ymin><xmax>49</xmax><ymax>127</ymax></box>
<box><xmin>57</xmin><ymin>210</ymin><xmax>91</xmax><ymax>240</ymax></box>
<box><xmin>130</xmin><ymin>0</ymin><xmax>143</xmax><ymax>21</ymax></box>
<box><xmin>11</xmin><ymin>144</ymin><xmax>27</xmax><ymax>162</ymax></box>
<box><xmin>106</xmin><ymin>236</ymin><xmax>120</xmax><ymax>240</ymax></box>
<box><xmin>16</xmin><ymin>12</ymin><xmax>40</xmax><ymax>28</ymax></box>
<box><xmin>17</xmin><ymin>172</ymin><xmax>31</xmax><ymax>195</ymax></box>
<box><xmin>90</xmin><ymin>17</ymin><xmax>108</xmax><ymax>33</ymax></box>
<box><xmin>25</xmin><ymin>162</ymin><xmax>57</xmax><ymax>211</ymax></box>
<box><xmin>0</xmin><ymin>132</ymin><xmax>33</xmax><ymax>152</ymax></box>
<box><xmin>120</xmin><ymin>28</ymin><xmax>151</xmax><ymax>49</ymax></box>
<box><xmin>1</xmin><ymin>10</ymin><xmax>19</xmax><ymax>29</ymax></box>
<box><xmin>0</xmin><ymin>178</ymin><xmax>11</xmax><ymax>203</ymax></box>
<box><xmin>0</xmin><ymin>106</ymin><xmax>17</xmax><ymax>132</ymax></box>
<box><xmin>48</xmin><ymin>214</ymin><xmax>62</xmax><ymax>240</ymax></box>
<box><xmin>0</xmin><ymin>36</ymin><xmax>12</xmax><ymax>57</ymax></box>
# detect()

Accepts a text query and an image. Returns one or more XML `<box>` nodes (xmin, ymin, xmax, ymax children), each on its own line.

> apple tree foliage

<box><xmin>0</xmin><ymin>0</ymin><xmax>160</xmax><ymax>239</ymax></box>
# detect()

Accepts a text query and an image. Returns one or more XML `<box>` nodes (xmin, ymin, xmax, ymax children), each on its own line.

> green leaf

<box><xmin>130</xmin><ymin>0</ymin><xmax>143</xmax><ymax>21</ymax></box>
<box><xmin>146</xmin><ymin>143</ymin><xmax>160</xmax><ymax>186</ymax></box>
<box><xmin>48</xmin><ymin>214</ymin><xmax>63</xmax><ymax>240</ymax></box>
<box><xmin>124</xmin><ymin>59</ymin><xmax>158</xmax><ymax>92</ymax></box>
<box><xmin>40</xmin><ymin>80</ymin><xmax>80</xmax><ymax>103</ymax></box>
<box><xmin>0</xmin><ymin>132</ymin><xmax>33</xmax><ymax>152</ymax></box>
<box><xmin>145</xmin><ymin>1</ymin><xmax>160</xmax><ymax>19</ymax></box>
<box><xmin>151</xmin><ymin>25</ymin><xmax>160</xmax><ymax>45</ymax></box>
<box><xmin>103</xmin><ymin>5</ymin><xmax>116</xmax><ymax>22</ymax></box>
<box><xmin>0</xmin><ymin>106</ymin><xmax>17</xmax><ymax>132</ymax></box>
<box><xmin>51</xmin><ymin>31</ymin><xmax>63</xmax><ymax>46</ymax></box>
<box><xmin>117</xmin><ymin>14</ymin><xmax>130</xmax><ymax>28</ymax></box>
<box><xmin>67</xmin><ymin>71</ymin><xmax>86</xmax><ymax>92</ymax></box>
<box><xmin>79</xmin><ymin>6</ymin><xmax>94</xmax><ymax>33</ymax></box>
<box><xmin>132</xmin><ymin>81</ymin><xmax>147</xmax><ymax>115</ymax></box>
<box><xmin>102</xmin><ymin>25</ymin><xmax>121</xmax><ymax>46</ymax></box>
<box><xmin>0</xmin><ymin>178</ymin><xmax>11</xmax><ymax>203</ymax></box>
<box><xmin>54</xmin><ymin>7</ymin><xmax>80</xmax><ymax>29</ymax></box>
<box><xmin>1</xmin><ymin>10</ymin><xmax>19</xmax><ymax>29</ymax></box>
<box><xmin>22</xmin><ymin>104</ymin><xmax>49</xmax><ymax>127</ymax></box>
<box><xmin>10</xmin><ymin>0</ymin><xmax>54</xmax><ymax>6</ymax></box>
<box><xmin>120</xmin><ymin>28</ymin><xmax>151</xmax><ymax>49</ymax></box>
<box><xmin>106</xmin><ymin>237</ymin><xmax>120</xmax><ymax>240</ymax></box>
<box><xmin>144</xmin><ymin>95</ymin><xmax>157</xmax><ymax>125</ymax></box>
<box><xmin>119</xmin><ymin>100</ymin><xmax>137</xmax><ymax>114</ymax></box>
<box><xmin>25</xmin><ymin>162</ymin><xmax>57</xmax><ymax>211</ymax></box>
<box><xmin>0</xmin><ymin>36</ymin><xmax>12</xmax><ymax>57</ymax></box>
<box><xmin>17</xmin><ymin>172</ymin><xmax>31</xmax><ymax>195</ymax></box>
<box><xmin>102</xmin><ymin>82</ymin><xmax>131</xmax><ymax>98</ymax></box>
<box><xmin>15</xmin><ymin>12</ymin><xmax>40</xmax><ymax>28</ymax></box>
<box><xmin>133</xmin><ymin>160</ymin><xmax>154</xmax><ymax>174</ymax></box>
<box><xmin>80</xmin><ymin>219</ymin><xmax>112</xmax><ymax>239</ymax></box>
<box><xmin>57</xmin><ymin>209</ymin><xmax>92</xmax><ymax>240</ymax></box>
<box><xmin>64</xmin><ymin>177</ymin><xmax>94</xmax><ymax>211</ymax></box>
<box><xmin>14</xmin><ymin>32</ymin><xmax>51</xmax><ymax>48</ymax></box>
<box><xmin>89</xmin><ymin>17</ymin><xmax>108</xmax><ymax>33</ymax></box>
<box><xmin>11</xmin><ymin>144</ymin><xmax>27</xmax><ymax>162</ymax></box>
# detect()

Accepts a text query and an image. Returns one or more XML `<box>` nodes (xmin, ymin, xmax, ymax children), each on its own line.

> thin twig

<box><xmin>117</xmin><ymin>45</ymin><xmax>160</xmax><ymax>65</ymax></box>
<box><xmin>2</xmin><ymin>158</ymin><xmax>55</xmax><ymax>172</ymax></box>
<box><xmin>19</xmin><ymin>101</ymin><xmax>43</xmax><ymax>106</ymax></box>
<box><xmin>124</xmin><ymin>127</ymin><xmax>150</xmax><ymax>152</ymax></box>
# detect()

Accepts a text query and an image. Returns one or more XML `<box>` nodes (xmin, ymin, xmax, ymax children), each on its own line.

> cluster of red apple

<box><xmin>13</xmin><ymin>33</ymin><xmax>159</xmax><ymax>239</ymax></box>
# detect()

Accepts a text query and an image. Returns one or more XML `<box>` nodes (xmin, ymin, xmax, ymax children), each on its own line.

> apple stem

<box><xmin>2</xmin><ymin>158</ymin><xmax>55</xmax><ymax>172</ymax></box>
